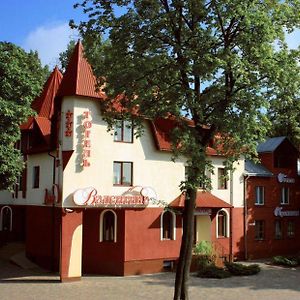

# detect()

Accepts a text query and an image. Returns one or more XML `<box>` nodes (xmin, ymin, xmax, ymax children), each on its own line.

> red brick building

<box><xmin>245</xmin><ymin>137</ymin><xmax>300</xmax><ymax>259</ymax></box>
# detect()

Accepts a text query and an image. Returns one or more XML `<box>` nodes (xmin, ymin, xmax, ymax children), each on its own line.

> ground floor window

<box><xmin>274</xmin><ymin>220</ymin><xmax>283</xmax><ymax>239</ymax></box>
<box><xmin>161</xmin><ymin>210</ymin><xmax>176</xmax><ymax>240</ymax></box>
<box><xmin>216</xmin><ymin>209</ymin><xmax>229</xmax><ymax>238</ymax></box>
<box><xmin>0</xmin><ymin>206</ymin><xmax>12</xmax><ymax>231</ymax></box>
<box><xmin>255</xmin><ymin>220</ymin><xmax>265</xmax><ymax>240</ymax></box>
<box><xmin>99</xmin><ymin>210</ymin><xmax>117</xmax><ymax>242</ymax></box>
<box><xmin>287</xmin><ymin>220</ymin><xmax>295</xmax><ymax>238</ymax></box>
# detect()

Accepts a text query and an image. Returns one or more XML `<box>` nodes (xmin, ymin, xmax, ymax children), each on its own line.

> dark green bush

<box><xmin>225</xmin><ymin>262</ymin><xmax>261</xmax><ymax>276</ymax></box>
<box><xmin>197</xmin><ymin>264</ymin><xmax>231</xmax><ymax>279</ymax></box>
<box><xmin>272</xmin><ymin>256</ymin><xmax>298</xmax><ymax>267</ymax></box>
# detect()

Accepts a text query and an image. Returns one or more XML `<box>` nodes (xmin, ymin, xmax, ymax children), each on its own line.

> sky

<box><xmin>0</xmin><ymin>0</ymin><xmax>83</xmax><ymax>68</ymax></box>
<box><xmin>0</xmin><ymin>1</ymin><xmax>299</xmax><ymax>69</ymax></box>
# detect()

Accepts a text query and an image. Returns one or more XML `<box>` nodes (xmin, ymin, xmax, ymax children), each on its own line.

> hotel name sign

<box><xmin>277</xmin><ymin>173</ymin><xmax>295</xmax><ymax>184</ymax></box>
<box><xmin>73</xmin><ymin>186</ymin><xmax>157</xmax><ymax>208</ymax></box>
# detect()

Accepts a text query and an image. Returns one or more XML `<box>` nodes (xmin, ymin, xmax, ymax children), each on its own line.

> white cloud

<box><xmin>23</xmin><ymin>22</ymin><xmax>79</xmax><ymax>68</ymax></box>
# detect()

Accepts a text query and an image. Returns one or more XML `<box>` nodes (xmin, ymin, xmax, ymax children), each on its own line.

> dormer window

<box><xmin>114</xmin><ymin>120</ymin><xmax>133</xmax><ymax>143</ymax></box>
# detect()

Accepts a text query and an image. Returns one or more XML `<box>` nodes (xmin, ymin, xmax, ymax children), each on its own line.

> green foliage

<box><xmin>225</xmin><ymin>261</ymin><xmax>261</xmax><ymax>276</ymax></box>
<box><xmin>0</xmin><ymin>42</ymin><xmax>48</xmax><ymax>190</ymax></box>
<box><xmin>73</xmin><ymin>0</ymin><xmax>300</xmax><ymax>191</ymax></box>
<box><xmin>194</xmin><ymin>241</ymin><xmax>214</xmax><ymax>256</ymax></box>
<box><xmin>272</xmin><ymin>256</ymin><xmax>299</xmax><ymax>267</ymax></box>
<box><xmin>197</xmin><ymin>264</ymin><xmax>231</xmax><ymax>279</ymax></box>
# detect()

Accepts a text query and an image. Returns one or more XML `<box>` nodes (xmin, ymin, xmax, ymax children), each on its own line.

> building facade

<box><xmin>2</xmin><ymin>41</ymin><xmax>297</xmax><ymax>280</ymax></box>
<box><xmin>245</xmin><ymin>137</ymin><xmax>300</xmax><ymax>259</ymax></box>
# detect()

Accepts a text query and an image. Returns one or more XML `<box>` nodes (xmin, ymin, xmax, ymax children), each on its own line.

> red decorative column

<box><xmin>60</xmin><ymin>209</ymin><xmax>83</xmax><ymax>282</ymax></box>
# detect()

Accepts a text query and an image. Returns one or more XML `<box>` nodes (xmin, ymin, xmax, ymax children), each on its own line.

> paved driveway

<box><xmin>0</xmin><ymin>259</ymin><xmax>300</xmax><ymax>300</ymax></box>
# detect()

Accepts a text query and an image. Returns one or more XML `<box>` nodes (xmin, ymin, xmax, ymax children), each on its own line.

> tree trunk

<box><xmin>174</xmin><ymin>188</ymin><xmax>197</xmax><ymax>300</ymax></box>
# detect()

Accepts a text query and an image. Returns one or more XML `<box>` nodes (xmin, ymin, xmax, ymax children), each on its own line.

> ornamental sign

<box><xmin>194</xmin><ymin>209</ymin><xmax>212</xmax><ymax>216</ymax></box>
<box><xmin>82</xmin><ymin>111</ymin><xmax>92</xmax><ymax>167</ymax></box>
<box><xmin>73</xmin><ymin>186</ymin><xmax>157</xmax><ymax>208</ymax></box>
<box><xmin>277</xmin><ymin>173</ymin><xmax>295</xmax><ymax>184</ymax></box>
<box><xmin>274</xmin><ymin>207</ymin><xmax>300</xmax><ymax>218</ymax></box>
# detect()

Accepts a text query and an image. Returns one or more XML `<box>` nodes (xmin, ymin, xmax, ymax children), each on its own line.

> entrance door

<box><xmin>194</xmin><ymin>215</ymin><xmax>211</xmax><ymax>244</ymax></box>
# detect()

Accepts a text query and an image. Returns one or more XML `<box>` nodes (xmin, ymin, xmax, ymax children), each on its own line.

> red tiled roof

<box><xmin>170</xmin><ymin>191</ymin><xmax>233</xmax><ymax>208</ymax></box>
<box><xmin>34</xmin><ymin>117</ymin><xmax>51</xmax><ymax>138</ymax></box>
<box><xmin>31</xmin><ymin>67</ymin><xmax>63</xmax><ymax>118</ymax></box>
<box><xmin>57</xmin><ymin>40</ymin><xmax>106</xmax><ymax>100</ymax></box>
<box><xmin>151</xmin><ymin>118</ymin><xmax>220</xmax><ymax>155</ymax></box>
<box><xmin>20</xmin><ymin>116</ymin><xmax>34</xmax><ymax>130</ymax></box>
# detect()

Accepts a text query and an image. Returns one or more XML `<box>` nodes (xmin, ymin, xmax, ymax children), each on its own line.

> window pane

<box><xmin>255</xmin><ymin>186</ymin><xmax>264</xmax><ymax>205</ymax></box>
<box><xmin>255</xmin><ymin>220</ymin><xmax>265</xmax><ymax>240</ymax></box>
<box><xmin>113</xmin><ymin>163</ymin><xmax>121</xmax><ymax>185</ymax></box>
<box><xmin>122</xmin><ymin>162</ymin><xmax>132</xmax><ymax>185</ymax></box>
<box><xmin>275</xmin><ymin>220</ymin><xmax>282</xmax><ymax>239</ymax></box>
<box><xmin>114</xmin><ymin>121</ymin><xmax>122</xmax><ymax>141</ymax></box>
<box><xmin>287</xmin><ymin>221</ymin><xmax>295</xmax><ymax>237</ymax></box>
<box><xmin>123</xmin><ymin>121</ymin><xmax>133</xmax><ymax>142</ymax></box>
<box><xmin>281</xmin><ymin>187</ymin><xmax>289</xmax><ymax>204</ymax></box>
<box><xmin>33</xmin><ymin>166</ymin><xmax>40</xmax><ymax>189</ymax></box>
<box><xmin>218</xmin><ymin>168</ymin><xmax>227</xmax><ymax>189</ymax></box>
<box><xmin>103</xmin><ymin>211</ymin><xmax>115</xmax><ymax>242</ymax></box>
<box><xmin>218</xmin><ymin>211</ymin><xmax>226</xmax><ymax>237</ymax></box>
<box><xmin>162</xmin><ymin>211</ymin><xmax>173</xmax><ymax>239</ymax></box>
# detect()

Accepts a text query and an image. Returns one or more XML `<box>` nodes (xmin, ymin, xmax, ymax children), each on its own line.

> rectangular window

<box><xmin>255</xmin><ymin>220</ymin><xmax>265</xmax><ymax>240</ymax></box>
<box><xmin>275</xmin><ymin>220</ymin><xmax>282</xmax><ymax>239</ymax></box>
<box><xmin>255</xmin><ymin>186</ymin><xmax>264</xmax><ymax>205</ymax></box>
<box><xmin>33</xmin><ymin>166</ymin><xmax>40</xmax><ymax>189</ymax></box>
<box><xmin>287</xmin><ymin>221</ymin><xmax>295</xmax><ymax>238</ymax></box>
<box><xmin>114</xmin><ymin>120</ymin><xmax>133</xmax><ymax>143</ymax></box>
<box><xmin>113</xmin><ymin>162</ymin><xmax>133</xmax><ymax>186</ymax></box>
<box><xmin>218</xmin><ymin>168</ymin><xmax>227</xmax><ymax>189</ymax></box>
<box><xmin>280</xmin><ymin>187</ymin><xmax>289</xmax><ymax>204</ymax></box>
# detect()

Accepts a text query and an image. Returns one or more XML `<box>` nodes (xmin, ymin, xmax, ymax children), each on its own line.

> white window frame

<box><xmin>113</xmin><ymin>120</ymin><xmax>133</xmax><ymax>143</ymax></box>
<box><xmin>216</xmin><ymin>209</ymin><xmax>230</xmax><ymax>238</ymax></box>
<box><xmin>280</xmin><ymin>187</ymin><xmax>289</xmax><ymax>205</ymax></box>
<box><xmin>255</xmin><ymin>186</ymin><xmax>265</xmax><ymax>205</ymax></box>
<box><xmin>160</xmin><ymin>210</ymin><xmax>176</xmax><ymax>240</ymax></box>
<box><xmin>0</xmin><ymin>206</ymin><xmax>13</xmax><ymax>231</ymax></box>
<box><xmin>99</xmin><ymin>209</ymin><xmax>117</xmax><ymax>243</ymax></box>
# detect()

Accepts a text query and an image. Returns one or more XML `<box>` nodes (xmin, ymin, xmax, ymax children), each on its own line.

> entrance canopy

<box><xmin>169</xmin><ymin>191</ymin><xmax>233</xmax><ymax>209</ymax></box>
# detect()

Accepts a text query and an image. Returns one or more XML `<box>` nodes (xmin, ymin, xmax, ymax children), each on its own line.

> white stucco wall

<box><xmin>0</xmin><ymin>152</ymin><xmax>54</xmax><ymax>206</ymax></box>
<box><xmin>61</xmin><ymin>97</ymin><xmax>186</xmax><ymax>208</ymax></box>
<box><xmin>209</xmin><ymin>157</ymin><xmax>245</xmax><ymax>207</ymax></box>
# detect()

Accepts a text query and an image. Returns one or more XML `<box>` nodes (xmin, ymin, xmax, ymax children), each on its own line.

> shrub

<box><xmin>194</xmin><ymin>241</ymin><xmax>214</xmax><ymax>256</ymax></box>
<box><xmin>197</xmin><ymin>264</ymin><xmax>231</xmax><ymax>279</ymax></box>
<box><xmin>225</xmin><ymin>262</ymin><xmax>261</xmax><ymax>276</ymax></box>
<box><xmin>272</xmin><ymin>256</ymin><xmax>298</xmax><ymax>267</ymax></box>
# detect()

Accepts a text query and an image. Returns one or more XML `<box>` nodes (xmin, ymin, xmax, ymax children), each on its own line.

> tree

<box><xmin>58</xmin><ymin>34</ymin><xmax>108</xmax><ymax>73</ymax></box>
<box><xmin>72</xmin><ymin>1</ymin><xmax>300</xmax><ymax>299</ymax></box>
<box><xmin>267</xmin><ymin>49</ymin><xmax>300</xmax><ymax>147</ymax></box>
<box><xmin>0</xmin><ymin>42</ymin><xmax>49</xmax><ymax>190</ymax></box>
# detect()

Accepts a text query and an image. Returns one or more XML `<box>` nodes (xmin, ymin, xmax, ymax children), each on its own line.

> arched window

<box><xmin>161</xmin><ymin>210</ymin><xmax>176</xmax><ymax>240</ymax></box>
<box><xmin>0</xmin><ymin>206</ymin><xmax>13</xmax><ymax>231</ymax></box>
<box><xmin>99</xmin><ymin>210</ymin><xmax>117</xmax><ymax>242</ymax></box>
<box><xmin>216</xmin><ymin>209</ymin><xmax>229</xmax><ymax>238</ymax></box>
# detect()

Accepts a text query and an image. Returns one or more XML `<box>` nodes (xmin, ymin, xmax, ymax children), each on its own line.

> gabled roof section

<box><xmin>57</xmin><ymin>40</ymin><xmax>105</xmax><ymax>100</ymax></box>
<box><xmin>245</xmin><ymin>160</ymin><xmax>273</xmax><ymax>177</ymax></box>
<box><xmin>170</xmin><ymin>191</ymin><xmax>233</xmax><ymax>209</ymax></box>
<box><xmin>31</xmin><ymin>66</ymin><xmax>63</xmax><ymax>118</ymax></box>
<box><xmin>150</xmin><ymin>118</ymin><xmax>220</xmax><ymax>156</ymax></box>
<box><xmin>257</xmin><ymin>136</ymin><xmax>286</xmax><ymax>153</ymax></box>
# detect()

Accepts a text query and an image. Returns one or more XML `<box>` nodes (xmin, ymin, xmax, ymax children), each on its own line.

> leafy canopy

<box><xmin>0</xmin><ymin>42</ymin><xmax>49</xmax><ymax>190</ymax></box>
<box><xmin>72</xmin><ymin>0</ymin><xmax>300</xmax><ymax>179</ymax></box>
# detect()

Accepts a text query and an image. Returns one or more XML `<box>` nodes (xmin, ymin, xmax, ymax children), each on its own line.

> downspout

<box><xmin>244</xmin><ymin>175</ymin><xmax>250</xmax><ymax>260</ymax></box>
<box><xmin>229</xmin><ymin>170</ymin><xmax>233</xmax><ymax>261</ymax></box>
<box><xmin>48</xmin><ymin>151</ymin><xmax>57</xmax><ymax>271</ymax></box>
